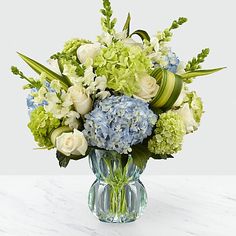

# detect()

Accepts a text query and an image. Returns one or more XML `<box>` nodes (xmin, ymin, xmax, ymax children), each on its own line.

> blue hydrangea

<box><xmin>163</xmin><ymin>51</ymin><xmax>180</xmax><ymax>73</ymax></box>
<box><xmin>83</xmin><ymin>96</ymin><xmax>158</xmax><ymax>154</ymax></box>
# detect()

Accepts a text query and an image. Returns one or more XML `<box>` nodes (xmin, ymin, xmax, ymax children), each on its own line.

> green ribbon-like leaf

<box><xmin>181</xmin><ymin>67</ymin><xmax>226</xmax><ymax>80</ymax></box>
<box><xmin>130</xmin><ymin>30</ymin><xmax>150</xmax><ymax>42</ymax></box>
<box><xmin>17</xmin><ymin>52</ymin><xmax>71</xmax><ymax>90</ymax></box>
<box><xmin>123</xmin><ymin>13</ymin><xmax>131</xmax><ymax>36</ymax></box>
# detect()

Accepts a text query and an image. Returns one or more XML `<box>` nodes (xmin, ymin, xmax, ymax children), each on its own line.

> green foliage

<box><xmin>181</xmin><ymin>67</ymin><xmax>225</xmax><ymax>83</ymax></box>
<box><xmin>148</xmin><ymin>111</ymin><xmax>185</xmax><ymax>155</ymax></box>
<box><xmin>28</xmin><ymin>107</ymin><xmax>61</xmax><ymax>149</ymax></box>
<box><xmin>94</xmin><ymin>41</ymin><xmax>152</xmax><ymax>95</ymax></box>
<box><xmin>11</xmin><ymin>66</ymin><xmax>41</xmax><ymax>89</ymax></box>
<box><xmin>185</xmin><ymin>48</ymin><xmax>210</xmax><ymax>73</ymax></box>
<box><xmin>17</xmin><ymin>52</ymin><xmax>70</xmax><ymax>90</ymax></box>
<box><xmin>131</xmin><ymin>144</ymin><xmax>150</xmax><ymax>169</ymax></box>
<box><xmin>123</xmin><ymin>13</ymin><xmax>131</xmax><ymax>36</ymax></box>
<box><xmin>100</xmin><ymin>0</ymin><xmax>117</xmax><ymax>34</ymax></box>
<box><xmin>130</xmin><ymin>30</ymin><xmax>150</xmax><ymax>42</ymax></box>
<box><xmin>56</xmin><ymin>151</ymin><xmax>86</xmax><ymax>168</ymax></box>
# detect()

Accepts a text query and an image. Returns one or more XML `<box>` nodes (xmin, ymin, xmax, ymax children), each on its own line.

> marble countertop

<box><xmin>0</xmin><ymin>175</ymin><xmax>235</xmax><ymax>236</ymax></box>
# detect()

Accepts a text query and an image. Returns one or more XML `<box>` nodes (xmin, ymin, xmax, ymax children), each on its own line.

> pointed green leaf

<box><xmin>181</xmin><ymin>67</ymin><xmax>226</xmax><ymax>80</ymax></box>
<box><xmin>123</xmin><ymin>13</ymin><xmax>131</xmax><ymax>36</ymax></box>
<box><xmin>17</xmin><ymin>52</ymin><xmax>71</xmax><ymax>90</ymax></box>
<box><xmin>151</xmin><ymin>154</ymin><xmax>174</xmax><ymax>160</ymax></box>
<box><xmin>131</xmin><ymin>144</ymin><xmax>150</xmax><ymax>169</ymax></box>
<box><xmin>130</xmin><ymin>30</ymin><xmax>150</xmax><ymax>42</ymax></box>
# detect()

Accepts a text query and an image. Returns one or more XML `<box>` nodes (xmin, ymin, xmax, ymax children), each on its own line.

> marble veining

<box><xmin>0</xmin><ymin>175</ymin><xmax>235</xmax><ymax>236</ymax></box>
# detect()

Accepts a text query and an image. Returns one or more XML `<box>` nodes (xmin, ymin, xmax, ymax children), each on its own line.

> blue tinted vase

<box><xmin>88</xmin><ymin>149</ymin><xmax>147</xmax><ymax>223</ymax></box>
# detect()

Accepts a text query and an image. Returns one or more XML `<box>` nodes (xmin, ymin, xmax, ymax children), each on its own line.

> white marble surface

<box><xmin>0</xmin><ymin>175</ymin><xmax>235</xmax><ymax>236</ymax></box>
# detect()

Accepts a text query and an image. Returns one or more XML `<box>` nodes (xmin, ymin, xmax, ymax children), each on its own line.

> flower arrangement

<box><xmin>11</xmin><ymin>0</ymin><xmax>224</xmax><ymax>169</ymax></box>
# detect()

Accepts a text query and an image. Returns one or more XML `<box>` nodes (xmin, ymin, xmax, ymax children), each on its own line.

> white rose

<box><xmin>77</xmin><ymin>43</ymin><xmax>101</xmax><ymax>64</ymax></box>
<box><xmin>174</xmin><ymin>103</ymin><xmax>197</xmax><ymax>133</ymax></box>
<box><xmin>68</xmin><ymin>86</ymin><xmax>93</xmax><ymax>115</ymax></box>
<box><xmin>56</xmin><ymin>129</ymin><xmax>88</xmax><ymax>156</ymax></box>
<box><xmin>134</xmin><ymin>74</ymin><xmax>159</xmax><ymax>101</ymax></box>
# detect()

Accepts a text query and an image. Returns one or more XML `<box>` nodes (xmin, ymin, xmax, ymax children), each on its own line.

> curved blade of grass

<box><xmin>17</xmin><ymin>52</ymin><xmax>71</xmax><ymax>90</ymax></box>
<box><xmin>130</xmin><ymin>30</ymin><xmax>150</xmax><ymax>42</ymax></box>
<box><xmin>181</xmin><ymin>67</ymin><xmax>226</xmax><ymax>80</ymax></box>
<box><xmin>123</xmin><ymin>13</ymin><xmax>131</xmax><ymax>36</ymax></box>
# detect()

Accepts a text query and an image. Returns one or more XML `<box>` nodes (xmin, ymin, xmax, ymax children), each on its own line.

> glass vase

<box><xmin>88</xmin><ymin>149</ymin><xmax>147</xmax><ymax>223</ymax></box>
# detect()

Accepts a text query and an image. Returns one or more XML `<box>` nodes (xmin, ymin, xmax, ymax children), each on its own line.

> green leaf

<box><xmin>151</xmin><ymin>154</ymin><xmax>174</xmax><ymax>160</ymax></box>
<box><xmin>17</xmin><ymin>52</ymin><xmax>71</xmax><ymax>90</ymax></box>
<box><xmin>131</xmin><ymin>144</ymin><xmax>150</xmax><ymax>169</ymax></box>
<box><xmin>131</xmin><ymin>30</ymin><xmax>150</xmax><ymax>42</ymax></box>
<box><xmin>56</xmin><ymin>151</ymin><xmax>86</xmax><ymax>168</ymax></box>
<box><xmin>181</xmin><ymin>67</ymin><xmax>226</xmax><ymax>80</ymax></box>
<box><xmin>123</xmin><ymin>13</ymin><xmax>131</xmax><ymax>36</ymax></box>
<box><xmin>56</xmin><ymin>151</ymin><xmax>71</xmax><ymax>168</ymax></box>
<box><xmin>151</xmin><ymin>69</ymin><xmax>183</xmax><ymax>111</ymax></box>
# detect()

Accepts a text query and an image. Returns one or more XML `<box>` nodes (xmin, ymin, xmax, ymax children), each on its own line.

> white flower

<box><xmin>33</xmin><ymin>87</ymin><xmax>47</xmax><ymax>103</ymax></box>
<box><xmin>95</xmin><ymin>91</ymin><xmax>111</xmax><ymax>100</ymax></box>
<box><xmin>150</xmin><ymin>37</ymin><xmax>160</xmax><ymax>52</ymax></box>
<box><xmin>122</xmin><ymin>38</ymin><xmax>143</xmax><ymax>48</ymax></box>
<box><xmin>134</xmin><ymin>74</ymin><xmax>159</xmax><ymax>101</ymax></box>
<box><xmin>95</xmin><ymin>76</ymin><xmax>107</xmax><ymax>91</ymax></box>
<box><xmin>174</xmin><ymin>103</ymin><xmax>197</xmax><ymax>133</ymax></box>
<box><xmin>64</xmin><ymin>111</ymin><xmax>80</xmax><ymax>129</ymax></box>
<box><xmin>56</xmin><ymin>129</ymin><xmax>88</xmax><ymax>156</ymax></box>
<box><xmin>97</xmin><ymin>32</ymin><xmax>113</xmax><ymax>46</ymax></box>
<box><xmin>47</xmin><ymin>59</ymin><xmax>61</xmax><ymax>75</ymax></box>
<box><xmin>177</xmin><ymin>61</ymin><xmax>186</xmax><ymax>75</ymax></box>
<box><xmin>77</xmin><ymin>43</ymin><xmax>101</xmax><ymax>64</ymax></box>
<box><xmin>50</xmin><ymin>80</ymin><xmax>62</xmax><ymax>93</ymax></box>
<box><xmin>68</xmin><ymin>86</ymin><xmax>93</xmax><ymax>115</ymax></box>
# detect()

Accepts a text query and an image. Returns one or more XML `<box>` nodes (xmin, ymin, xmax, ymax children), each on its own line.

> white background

<box><xmin>0</xmin><ymin>0</ymin><xmax>235</xmax><ymax>175</ymax></box>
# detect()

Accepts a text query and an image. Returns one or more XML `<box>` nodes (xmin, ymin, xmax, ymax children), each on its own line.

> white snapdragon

<box><xmin>97</xmin><ymin>32</ymin><xmax>113</xmax><ymax>46</ymax></box>
<box><xmin>64</xmin><ymin>111</ymin><xmax>80</xmax><ymax>129</ymax></box>
<box><xmin>56</xmin><ymin>129</ymin><xmax>88</xmax><ymax>156</ymax></box>
<box><xmin>50</xmin><ymin>80</ymin><xmax>62</xmax><ymax>93</ymax></box>
<box><xmin>33</xmin><ymin>87</ymin><xmax>47</xmax><ymax>103</ymax></box>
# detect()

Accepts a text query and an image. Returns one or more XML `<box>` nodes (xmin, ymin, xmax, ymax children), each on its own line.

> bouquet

<box><xmin>11</xmin><ymin>0</ymin><xmax>224</xmax><ymax>222</ymax></box>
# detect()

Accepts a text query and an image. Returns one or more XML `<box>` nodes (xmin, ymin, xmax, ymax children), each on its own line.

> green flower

<box><xmin>148</xmin><ymin>111</ymin><xmax>185</xmax><ymax>155</ymax></box>
<box><xmin>28</xmin><ymin>107</ymin><xmax>61</xmax><ymax>149</ymax></box>
<box><xmin>94</xmin><ymin>42</ymin><xmax>152</xmax><ymax>96</ymax></box>
<box><xmin>185</xmin><ymin>91</ymin><xmax>203</xmax><ymax>124</ymax></box>
<box><xmin>63</xmin><ymin>38</ymin><xmax>91</xmax><ymax>57</ymax></box>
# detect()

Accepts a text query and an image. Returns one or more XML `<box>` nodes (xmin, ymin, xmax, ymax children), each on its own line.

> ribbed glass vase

<box><xmin>88</xmin><ymin>149</ymin><xmax>147</xmax><ymax>223</ymax></box>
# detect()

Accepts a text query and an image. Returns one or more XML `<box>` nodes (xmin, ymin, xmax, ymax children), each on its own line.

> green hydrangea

<box><xmin>185</xmin><ymin>91</ymin><xmax>203</xmax><ymax>124</ymax></box>
<box><xmin>148</xmin><ymin>111</ymin><xmax>185</xmax><ymax>155</ymax></box>
<box><xmin>28</xmin><ymin>107</ymin><xmax>61</xmax><ymax>149</ymax></box>
<box><xmin>94</xmin><ymin>42</ymin><xmax>152</xmax><ymax>96</ymax></box>
<box><xmin>63</xmin><ymin>38</ymin><xmax>91</xmax><ymax>56</ymax></box>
